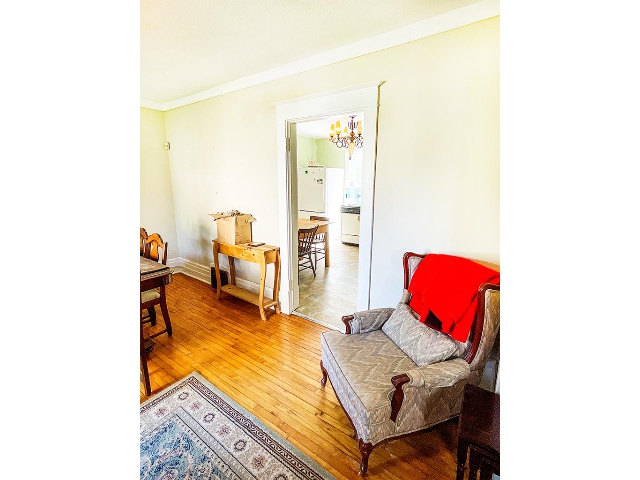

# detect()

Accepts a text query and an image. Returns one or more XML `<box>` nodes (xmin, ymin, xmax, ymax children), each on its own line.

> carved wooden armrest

<box><xmin>342</xmin><ymin>308</ymin><xmax>395</xmax><ymax>334</ymax></box>
<box><xmin>389</xmin><ymin>358</ymin><xmax>471</xmax><ymax>422</ymax></box>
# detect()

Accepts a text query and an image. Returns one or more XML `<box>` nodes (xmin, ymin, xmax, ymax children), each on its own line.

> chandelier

<box><xmin>329</xmin><ymin>115</ymin><xmax>363</xmax><ymax>160</ymax></box>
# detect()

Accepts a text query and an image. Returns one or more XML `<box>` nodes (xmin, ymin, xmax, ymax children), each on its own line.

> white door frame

<box><xmin>273</xmin><ymin>81</ymin><xmax>382</xmax><ymax>315</ymax></box>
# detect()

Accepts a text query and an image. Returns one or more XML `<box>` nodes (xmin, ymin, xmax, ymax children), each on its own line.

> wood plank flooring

<box><xmin>141</xmin><ymin>273</ymin><xmax>459</xmax><ymax>480</ymax></box>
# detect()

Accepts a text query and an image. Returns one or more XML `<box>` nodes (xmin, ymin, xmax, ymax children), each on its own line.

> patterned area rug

<box><xmin>140</xmin><ymin>372</ymin><xmax>337</xmax><ymax>480</ymax></box>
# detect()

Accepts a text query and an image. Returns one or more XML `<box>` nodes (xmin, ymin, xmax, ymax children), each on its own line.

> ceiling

<box><xmin>141</xmin><ymin>0</ymin><xmax>481</xmax><ymax>105</ymax></box>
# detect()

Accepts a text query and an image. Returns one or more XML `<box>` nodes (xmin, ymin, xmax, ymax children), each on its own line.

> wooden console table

<box><xmin>212</xmin><ymin>240</ymin><xmax>281</xmax><ymax>321</ymax></box>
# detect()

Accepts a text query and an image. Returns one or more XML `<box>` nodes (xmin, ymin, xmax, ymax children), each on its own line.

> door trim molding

<box><xmin>274</xmin><ymin>82</ymin><xmax>382</xmax><ymax>314</ymax></box>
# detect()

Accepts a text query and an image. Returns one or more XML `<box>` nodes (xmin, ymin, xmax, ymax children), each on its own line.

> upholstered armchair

<box><xmin>320</xmin><ymin>252</ymin><xmax>500</xmax><ymax>475</ymax></box>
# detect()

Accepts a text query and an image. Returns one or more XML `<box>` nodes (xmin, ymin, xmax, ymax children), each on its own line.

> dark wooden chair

<box><xmin>298</xmin><ymin>225</ymin><xmax>319</xmax><ymax>277</ymax></box>
<box><xmin>140</xmin><ymin>227</ymin><xmax>148</xmax><ymax>256</ymax></box>
<box><xmin>141</xmin><ymin>233</ymin><xmax>172</xmax><ymax>338</ymax></box>
<box><xmin>309</xmin><ymin>215</ymin><xmax>329</xmax><ymax>269</ymax></box>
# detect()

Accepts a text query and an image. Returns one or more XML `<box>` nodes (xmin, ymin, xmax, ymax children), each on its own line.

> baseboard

<box><xmin>290</xmin><ymin>311</ymin><xmax>342</xmax><ymax>332</ymax></box>
<box><xmin>165</xmin><ymin>257</ymin><xmax>209</xmax><ymax>284</ymax></box>
<box><xmin>168</xmin><ymin>258</ymin><xmax>341</xmax><ymax>332</ymax></box>
<box><xmin>167</xmin><ymin>257</ymin><xmax>273</xmax><ymax>297</ymax></box>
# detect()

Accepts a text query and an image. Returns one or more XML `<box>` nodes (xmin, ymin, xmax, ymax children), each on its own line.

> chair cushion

<box><xmin>321</xmin><ymin>330</ymin><xmax>418</xmax><ymax>444</ymax></box>
<box><xmin>141</xmin><ymin>288</ymin><xmax>161</xmax><ymax>303</ymax></box>
<box><xmin>382</xmin><ymin>303</ymin><xmax>465</xmax><ymax>366</ymax></box>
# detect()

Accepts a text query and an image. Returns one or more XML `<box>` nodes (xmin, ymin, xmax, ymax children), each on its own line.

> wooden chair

<box><xmin>141</xmin><ymin>233</ymin><xmax>172</xmax><ymax>338</ymax></box>
<box><xmin>298</xmin><ymin>225</ymin><xmax>319</xmax><ymax>277</ymax></box>
<box><xmin>140</xmin><ymin>227</ymin><xmax>148</xmax><ymax>256</ymax></box>
<box><xmin>309</xmin><ymin>215</ymin><xmax>329</xmax><ymax>269</ymax></box>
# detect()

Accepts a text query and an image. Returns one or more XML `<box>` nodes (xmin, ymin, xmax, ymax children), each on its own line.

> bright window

<box><xmin>343</xmin><ymin>147</ymin><xmax>363</xmax><ymax>205</ymax></box>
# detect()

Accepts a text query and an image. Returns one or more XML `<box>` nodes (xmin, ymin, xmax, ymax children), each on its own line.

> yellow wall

<box><xmin>140</xmin><ymin>107</ymin><xmax>178</xmax><ymax>258</ymax></box>
<box><xmin>164</xmin><ymin>17</ymin><xmax>499</xmax><ymax>302</ymax></box>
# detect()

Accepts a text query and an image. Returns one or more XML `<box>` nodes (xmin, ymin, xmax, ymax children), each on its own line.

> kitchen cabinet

<box><xmin>341</xmin><ymin>205</ymin><xmax>360</xmax><ymax>245</ymax></box>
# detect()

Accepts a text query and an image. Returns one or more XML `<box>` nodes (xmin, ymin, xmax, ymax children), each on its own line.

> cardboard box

<box><xmin>209</xmin><ymin>211</ymin><xmax>256</xmax><ymax>244</ymax></box>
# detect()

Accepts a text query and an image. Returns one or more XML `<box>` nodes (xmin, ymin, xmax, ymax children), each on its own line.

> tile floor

<box><xmin>295</xmin><ymin>236</ymin><xmax>359</xmax><ymax>331</ymax></box>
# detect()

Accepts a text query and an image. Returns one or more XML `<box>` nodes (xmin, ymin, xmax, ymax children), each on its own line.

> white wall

<box><xmin>140</xmin><ymin>107</ymin><xmax>179</xmax><ymax>260</ymax></box>
<box><xmin>164</xmin><ymin>17</ymin><xmax>500</xmax><ymax>301</ymax></box>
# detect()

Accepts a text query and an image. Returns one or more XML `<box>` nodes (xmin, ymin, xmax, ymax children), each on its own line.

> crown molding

<box><xmin>140</xmin><ymin>99</ymin><xmax>165</xmax><ymax>111</ymax></box>
<box><xmin>141</xmin><ymin>0</ymin><xmax>499</xmax><ymax>112</ymax></box>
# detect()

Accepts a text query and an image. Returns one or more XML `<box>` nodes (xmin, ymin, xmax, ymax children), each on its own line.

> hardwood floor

<box><xmin>141</xmin><ymin>273</ymin><xmax>460</xmax><ymax>480</ymax></box>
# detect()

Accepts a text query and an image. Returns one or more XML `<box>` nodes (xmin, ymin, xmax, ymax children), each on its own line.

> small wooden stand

<box><xmin>456</xmin><ymin>384</ymin><xmax>500</xmax><ymax>480</ymax></box>
<box><xmin>212</xmin><ymin>240</ymin><xmax>281</xmax><ymax>321</ymax></box>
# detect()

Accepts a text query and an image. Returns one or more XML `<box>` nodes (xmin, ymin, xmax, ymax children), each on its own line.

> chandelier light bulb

<box><xmin>328</xmin><ymin>115</ymin><xmax>363</xmax><ymax>160</ymax></box>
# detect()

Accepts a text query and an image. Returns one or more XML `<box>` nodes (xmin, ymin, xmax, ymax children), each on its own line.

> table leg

<box><xmin>258</xmin><ymin>254</ymin><xmax>267</xmax><ymax>321</ymax></box>
<box><xmin>479</xmin><ymin>456</ymin><xmax>499</xmax><ymax>480</ymax></box>
<box><xmin>456</xmin><ymin>438</ymin><xmax>469</xmax><ymax>480</ymax></box>
<box><xmin>469</xmin><ymin>445</ymin><xmax>482</xmax><ymax>480</ymax></box>
<box><xmin>274</xmin><ymin>249</ymin><xmax>281</xmax><ymax>314</ymax></box>
<box><xmin>213</xmin><ymin>242</ymin><xmax>221</xmax><ymax>299</ymax></box>
<box><xmin>324</xmin><ymin>227</ymin><xmax>331</xmax><ymax>267</ymax></box>
<box><xmin>228</xmin><ymin>257</ymin><xmax>236</xmax><ymax>285</ymax></box>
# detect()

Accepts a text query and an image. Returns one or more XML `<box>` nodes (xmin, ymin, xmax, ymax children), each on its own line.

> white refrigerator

<box><xmin>298</xmin><ymin>166</ymin><xmax>343</xmax><ymax>220</ymax></box>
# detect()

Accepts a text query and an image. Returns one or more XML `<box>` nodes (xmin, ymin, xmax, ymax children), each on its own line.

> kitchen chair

<box><xmin>140</xmin><ymin>227</ymin><xmax>148</xmax><ymax>256</ymax></box>
<box><xmin>298</xmin><ymin>225</ymin><xmax>319</xmax><ymax>278</ymax></box>
<box><xmin>319</xmin><ymin>252</ymin><xmax>500</xmax><ymax>475</ymax></box>
<box><xmin>141</xmin><ymin>233</ymin><xmax>172</xmax><ymax>338</ymax></box>
<box><xmin>309</xmin><ymin>215</ymin><xmax>329</xmax><ymax>269</ymax></box>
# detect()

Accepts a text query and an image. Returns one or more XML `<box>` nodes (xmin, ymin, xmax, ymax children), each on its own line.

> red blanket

<box><xmin>408</xmin><ymin>254</ymin><xmax>500</xmax><ymax>342</ymax></box>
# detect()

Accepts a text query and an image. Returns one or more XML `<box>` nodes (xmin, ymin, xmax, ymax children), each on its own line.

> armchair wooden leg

<box><xmin>320</xmin><ymin>360</ymin><xmax>328</xmax><ymax>386</ymax></box>
<box><xmin>358</xmin><ymin>439</ymin><xmax>373</xmax><ymax>476</ymax></box>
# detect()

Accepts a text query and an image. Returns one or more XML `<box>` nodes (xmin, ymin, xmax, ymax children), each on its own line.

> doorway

<box><xmin>273</xmin><ymin>82</ymin><xmax>382</xmax><ymax>331</ymax></box>
<box><xmin>293</xmin><ymin>115</ymin><xmax>363</xmax><ymax>326</ymax></box>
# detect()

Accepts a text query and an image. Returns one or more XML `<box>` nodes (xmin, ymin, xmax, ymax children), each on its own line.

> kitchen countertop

<box><xmin>340</xmin><ymin>205</ymin><xmax>360</xmax><ymax>214</ymax></box>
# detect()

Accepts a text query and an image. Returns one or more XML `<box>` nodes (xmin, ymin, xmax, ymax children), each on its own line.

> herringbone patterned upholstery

<box><xmin>468</xmin><ymin>288</ymin><xmax>500</xmax><ymax>385</ymax></box>
<box><xmin>346</xmin><ymin>308</ymin><xmax>394</xmax><ymax>334</ymax></box>
<box><xmin>382</xmin><ymin>303</ymin><xmax>466</xmax><ymax>366</ymax></box>
<box><xmin>321</xmin><ymin>330</ymin><xmax>415</xmax><ymax>443</ymax></box>
<box><xmin>320</xmin><ymin>253</ymin><xmax>500</xmax><ymax>475</ymax></box>
<box><xmin>321</xmin><ymin>330</ymin><xmax>471</xmax><ymax>445</ymax></box>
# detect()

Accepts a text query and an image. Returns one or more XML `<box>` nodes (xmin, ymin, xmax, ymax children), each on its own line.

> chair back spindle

<box><xmin>298</xmin><ymin>226</ymin><xmax>318</xmax><ymax>257</ymax></box>
<box><xmin>298</xmin><ymin>225</ymin><xmax>319</xmax><ymax>276</ymax></box>
<box><xmin>140</xmin><ymin>227</ymin><xmax>149</xmax><ymax>256</ymax></box>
